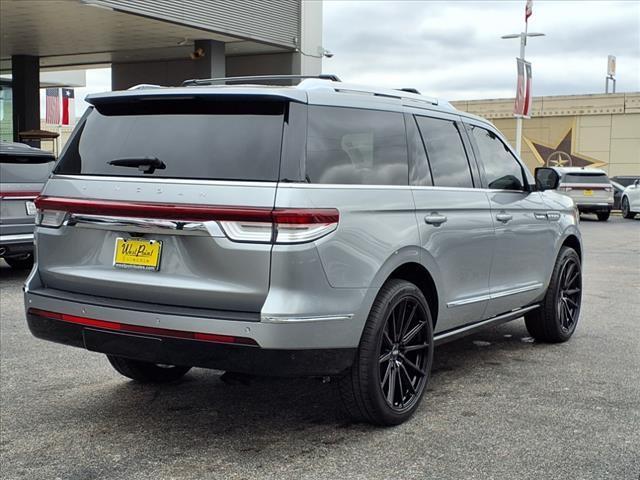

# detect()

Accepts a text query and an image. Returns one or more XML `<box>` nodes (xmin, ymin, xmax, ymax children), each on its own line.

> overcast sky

<box><xmin>323</xmin><ymin>0</ymin><xmax>640</xmax><ymax>100</ymax></box>
<box><xmin>60</xmin><ymin>0</ymin><xmax>640</xmax><ymax>116</ymax></box>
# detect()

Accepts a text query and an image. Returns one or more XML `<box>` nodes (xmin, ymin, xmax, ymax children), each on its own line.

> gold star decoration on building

<box><xmin>523</xmin><ymin>125</ymin><xmax>607</xmax><ymax>168</ymax></box>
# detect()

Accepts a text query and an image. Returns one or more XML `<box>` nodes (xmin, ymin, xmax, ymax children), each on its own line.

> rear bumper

<box><xmin>0</xmin><ymin>233</ymin><xmax>34</xmax><ymax>256</ymax></box>
<box><xmin>26</xmin><ymin>312</ymin><xmax>355</xmax><ymax>377</ymax></box>
<box><xmin>576</xmin><ymin>203</ymin><xmax>612</xmax><ymax>213</ymax></box>
<box><xmin>23</xmin><ymin>288</ymin><xmax>358</xmax><ymax>376</ymax></box>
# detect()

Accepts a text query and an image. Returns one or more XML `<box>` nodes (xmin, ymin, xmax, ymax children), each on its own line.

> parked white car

<box><xmin>621</xmin><ymin>180</ymin><xmax>640</xmax><ymax>219</ymax></box>
<box><xmin>552</xmin><ymin>167</ymin><xmax>614</xmax><ymax>221</ymax></box>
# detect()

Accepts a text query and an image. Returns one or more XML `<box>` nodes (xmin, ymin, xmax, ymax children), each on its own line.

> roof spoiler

<box><xmin>181</xmin><ymin>74</ymin><xmax>341</xmax><ymax>87</ymax></box>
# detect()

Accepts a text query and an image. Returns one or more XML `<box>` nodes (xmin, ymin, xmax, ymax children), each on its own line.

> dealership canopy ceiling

<box><xmin>0</xmin><ymin>0</ymin><xmax>299</xmax><ymax>72</ymax></box>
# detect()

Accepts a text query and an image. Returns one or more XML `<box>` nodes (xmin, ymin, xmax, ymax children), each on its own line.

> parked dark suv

<box><xmin>25</xmin><ymin>76</ymin><xmax>583</xmax><ymax>425</ymax></box>
<box><xmin>1</xmin><ymin>141</ymin><xmax>54</xmax><ymax>269</ymax></box>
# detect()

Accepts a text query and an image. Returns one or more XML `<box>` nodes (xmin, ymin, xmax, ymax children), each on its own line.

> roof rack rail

<box><xmin>397</xmin><ymin>88</ymin><xmax>420</xmax><ymax>94</ymax></box>
<box><xmin>181</xmin><ymin>74</ymin><xmax>341</xmax><ymax>87</ymax></box>
<box><xmin>299</xmin><ymin>80</ymin><xmax>440</xmax><ymax>106</ymax></box>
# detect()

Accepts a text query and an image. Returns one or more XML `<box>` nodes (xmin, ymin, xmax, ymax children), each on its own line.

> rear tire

<box><xmin>621</xmin><ymin>197</ymin><xmax>635</xmax><ymax>219</ymax></box>
<box><xmin>596</xmin><ymin>211</ymin><xmax>610</xmax><ymax>221</ymax></box>
<box><xmin>107</xmin><ymin>355</ymin><xmax>191</xmax><ymax>383</ymax></box>
<box><xmin>339</xmin><ymin>279</ymin><xmax>434</xmax><ymax>426</ymax></box>
<box><xmin>525</xmin><ymin>246</ymin><xmax>582</xmax><ymax>343</ymax></box>
<box><xmin>4</xmin><ymin>254</ymin><xmax>33</xmax><ymax>270</ymax></box>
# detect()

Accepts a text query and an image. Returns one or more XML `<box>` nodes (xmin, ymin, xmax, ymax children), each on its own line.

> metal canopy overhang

<box><xmin>0</xmin><ymin>0</ymin><xmax>295</xmax><ymax>73</ymax></box>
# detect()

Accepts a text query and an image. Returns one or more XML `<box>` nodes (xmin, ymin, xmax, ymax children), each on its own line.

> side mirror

<box><xmin>634</xmin><ymin>179</ymin><xmax>639</xmax><ymax>187</ymax></box>
<box><xmin>535</xmin><ymin>167</ymin><xmax>560</xmax><ymax>191</ymax></box>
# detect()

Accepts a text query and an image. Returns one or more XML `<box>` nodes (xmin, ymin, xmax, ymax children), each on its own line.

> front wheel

<box><xmin>596</xmin><ymin>211</ymin><xmax>610</xmax><ymax>221</ymax></box>
<box><xmin>525</xmin><ymin>246</ymin><xmax>582</xmax><ymax>343</ymax></box>
<box><xmin>339</xmin><ymin>279</ymin><xmax>434</xmax><ymax>426</ymax></box>
<box><xmin>107</xmin><ymin>355</ymin><xmax>191</xmax><ymax>383</ymax></box>
<box><xmin>622</xmin><ymin>197</ymin><xmax>635</xmax><ymax>219</ymax></box>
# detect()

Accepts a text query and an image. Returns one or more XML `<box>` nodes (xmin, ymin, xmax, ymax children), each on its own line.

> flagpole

<box><xmin>501</xmin><ymin>0</ymin><xmax>544</xmax><ymax>158</ymax></box>
<box><xmin>515</xmin><ymin>21</ymin><xmax>527</xmax><ymax>156</ymax></box>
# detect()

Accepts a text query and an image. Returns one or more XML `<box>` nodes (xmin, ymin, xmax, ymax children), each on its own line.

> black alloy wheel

<box><xmin>339</xmin><ymin>279</ymin><xmax>434</xmax><ymax>426</ymax></box>
<box><xmin>378</xmin><ymin>295</ymin><xmax>431</xmax><ymax>413</ymax></box>
<box><xmin>525</xmin><ymin>246</ymin><xmax>582</xmax><ymax>343</ymax></box>
<box><xmin>556</xmin><ymin>256</ymin><xmax>582</xmax><ymax>334</ymax></box>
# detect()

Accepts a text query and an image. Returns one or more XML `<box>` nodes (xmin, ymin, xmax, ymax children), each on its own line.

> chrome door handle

<box><xmin>424</xmin><ymin>214</ymin><xmax>447</xmax><ymax>226</ymax></box>
<box><xmin>496</xmin><ymin>213</ymin><xmax>513</xmax><ymax>223</ymax></box>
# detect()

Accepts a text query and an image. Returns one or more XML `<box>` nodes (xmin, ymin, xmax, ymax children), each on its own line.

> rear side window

<box><xmin>55</xmin><ymin>99</ymin><xmax>286</xmax><ymax>181</ymax></box>
<box><xmin>469</xmin><ymin>124</ymin><xmax>524</xmax><ymax>190</ymax></box>
<box><xmin>306</xmin><ymin>106</ymin><xmax>408</xmax><ymax>185</ymax></box>
<box><xmin>563</xmin><ymin>173</ymin><xmax>610</xmax><ymax>184</ymax></box>
<box><xmin>415</xmin><ymin>116</ymin><xmax>473</xmax><ymax>188</ymax></box>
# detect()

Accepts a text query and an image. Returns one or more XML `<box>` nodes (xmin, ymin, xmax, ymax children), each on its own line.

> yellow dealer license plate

<box><xmin>583</xmin><ymin>189</ymin><xmax>593</xmax><ymax>196</ymax></box>
<box><xmin>114</xmin><ymin>238</ymin><xmax>162</xmax><ymax>271</ymax></box>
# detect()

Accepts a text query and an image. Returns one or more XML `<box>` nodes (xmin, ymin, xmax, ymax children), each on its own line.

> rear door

<box><xmin>0</xmin><ymin>150</ymin><xmax>54</xmax><ymax>240</ymax></box>
<box><xmin>411</xmin><ymin>113</ymin><xmax>495</xmax><ymax>332</ymax></box>
<box><xmin>465</xmin><ymin>122</ymin><xmax>554</xmax><ymax>317</ymax></box>
<box><xmin>35</xmin><ymin>96</ymin><xmax>289</xmax><ymax>313</ymax></box>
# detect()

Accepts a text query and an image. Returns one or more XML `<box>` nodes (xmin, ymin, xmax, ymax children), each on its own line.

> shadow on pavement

<box><xmin>56</xmin><ymin>320</ymin><xmax>538</xmax><ymax>442</ymax></box>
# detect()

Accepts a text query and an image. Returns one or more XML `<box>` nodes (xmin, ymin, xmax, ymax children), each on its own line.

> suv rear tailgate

<box><xmin>35</xmin><ymin>95</ymin><xmax>288</xmax><ymax>313</ymax></box>
<box><xmin>37</xmin><ymin>177</ymin><xmax>276</xmax><ymax>312</ymax></box>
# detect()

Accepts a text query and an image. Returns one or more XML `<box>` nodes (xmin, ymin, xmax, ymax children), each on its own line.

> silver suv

<box><xmin>1</xmin><ymin>142</ymin><xmax>55</xmax><ymax>269</ymax></box>
<box><xmin>553</xmin><ymin>167</ymin><xmax>614</xmax><ymax>221</ymax></box>
<box><xmin>24</xmin><ymin>76</ymin><xmax>583</xmax><ymax>425</ymax></box>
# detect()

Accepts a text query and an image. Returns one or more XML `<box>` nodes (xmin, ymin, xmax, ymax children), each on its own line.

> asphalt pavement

<box><xmin>1</xmin><ymin>215</ymin><xmax>639</xmax><ymax>480</ymax></box>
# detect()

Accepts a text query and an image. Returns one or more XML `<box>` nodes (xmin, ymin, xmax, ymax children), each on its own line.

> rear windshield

<box><xmin>0</xmin><ymin>160</ymin><xmax>53</xmax><ymax>183</ymax></box>
<box><xmin>54</xmin><ymin>99</ymin><xmax>286</xmax><ymax>181</ymax></box>
<box><xmin>563</xmin><ymin>173</ymin><xmax>609</xmax><ymax>184</ymax></box>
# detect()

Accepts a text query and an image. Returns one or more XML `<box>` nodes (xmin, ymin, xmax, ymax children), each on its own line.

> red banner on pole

<box><xmin>524</xmin><ymin>61</ymin><xmax>532</xmax><ymax>117</ymax></box>
<box><xmin>525</xmin><ymin>0</ymin><xmax>533</xmax><ymax>22</ymax></box>
<box><xmin>514</xmin><ymin>58</ymin><xmax>532</xmax><ymax>118</ymax></box>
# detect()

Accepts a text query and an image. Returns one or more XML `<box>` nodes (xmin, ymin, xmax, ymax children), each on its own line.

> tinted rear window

<box><xmin>54</xmin><ymin>99</ymin><xmax>286</xmax><ymax>181</ymax></box>
<box><xmin>563</xmin><ymin>173</ymin><xmax>609</xmax><ymax>184</ymax></box>
<box><xmin>415</xmin><ymin>116</ymin><xmax>474</xmax><ymax>188</ymax></box>
<box><xmin>306</xmin><ymin>106</ymin><xmax>408</xmax><ymax>185</ymax></box>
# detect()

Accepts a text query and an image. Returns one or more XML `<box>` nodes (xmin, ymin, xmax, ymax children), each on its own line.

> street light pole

<box><xmin>501</xmin><ymin>30</ymin><xmax>544</xmax><ymax>156</ymax></box>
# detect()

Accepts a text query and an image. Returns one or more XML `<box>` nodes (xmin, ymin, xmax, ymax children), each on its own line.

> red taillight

<box><xmin>34</xmin><ymin>196</ymin><xmax>339</xmax><ymax>244</ymax></box>
<box><xmin>0</xmin><ymin>191</ymin><xmax>40</xmax><ymax>199</ymax></box>
<box><xmin>28</xmin><ymin>308</ymin><xmax>258</xmax><ymax>346</ymax></box>
<box><xmin>34</xmin><ymin>196</ymin><xmax>273</xmax><ymax>222</ymax></box>
<box><xmin>272</xmin><ymin>209</ymin><xmax>339</xmax><ymax>224</ymax></box>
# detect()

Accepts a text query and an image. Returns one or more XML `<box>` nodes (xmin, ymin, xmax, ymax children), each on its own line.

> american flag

<box><xmin>45</xmin><ymin>88</ymin><xmax>60</xmax><ymax>124</ymax></box>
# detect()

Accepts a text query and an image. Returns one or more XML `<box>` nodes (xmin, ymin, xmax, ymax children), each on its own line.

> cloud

<box><xmin>323</xmin><ymin>0</ymin><xmax>640</xmax><ymax>100</ymax></box>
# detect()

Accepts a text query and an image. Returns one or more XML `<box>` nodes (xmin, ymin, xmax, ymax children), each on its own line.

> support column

<box><xmin>11</xmin><ymin>55</ymin><xmax>40</xmax><ymax>146</ymax></box>
<box><xmin>194</xmin><ymin>39</ymin><xmax>226</xmax><ymax>79</ymax></box>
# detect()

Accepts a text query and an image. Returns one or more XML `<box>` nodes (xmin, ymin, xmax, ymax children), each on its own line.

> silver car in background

<box><xmin>1</xmin><ymin>142</ymin><xmax>55</xmax><ymax>269</ymax></box>
<box><xmin>24</xmin><ymin>76</ymin><xmax>583</xmax><ymax>425</ymax></box>
<box><xmin>553</xmin><ymin>166</ymin><xmax>614</xmax><ymax>221</ymax></box>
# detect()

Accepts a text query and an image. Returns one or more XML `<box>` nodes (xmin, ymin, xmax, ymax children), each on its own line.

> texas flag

<box><xmin>61</xmin><ymin>88</ymin><xmax>75</xmax><ymax>125</ymax></box>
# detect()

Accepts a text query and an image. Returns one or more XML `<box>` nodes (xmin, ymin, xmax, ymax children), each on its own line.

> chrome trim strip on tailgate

<box><xmin>65</xmin><ymin>214</ymin><xmax>224</xmax><ymax>237</ymax></box>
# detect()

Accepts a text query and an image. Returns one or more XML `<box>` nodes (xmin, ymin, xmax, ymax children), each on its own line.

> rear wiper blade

<box><xmin>108</xmin><ymin>157</ymin><xmax>166</xmax><ymax>174</ymax></box>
